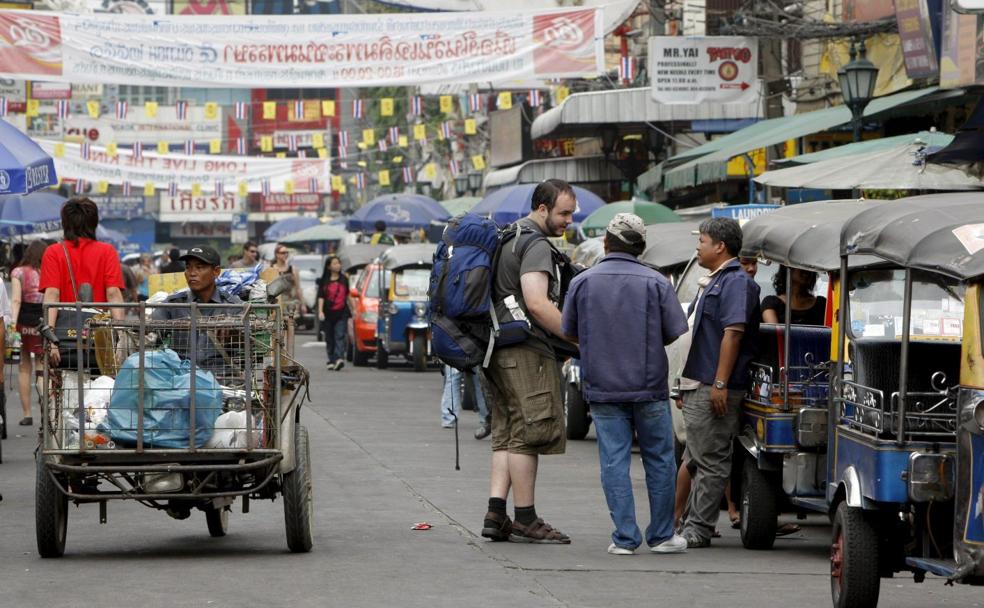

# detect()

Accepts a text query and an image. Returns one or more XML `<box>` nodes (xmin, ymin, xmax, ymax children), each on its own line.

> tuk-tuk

<box><xmin>339</xmin><ymin>243</ymin><xmax>390</xmax><ymax>278</ymax></box>
<box><xmin>829</xmin><ymin>193</ymin><xmax>984</xmax><ymax>607</ymax></box>
<box><xmin>376</xmin><ymin>243</ymin><xmax>436</xmax><ymax>371</ymax></box>
<box><xmin>641</xmin><ymin>221</ymin><xmax>703</xmax><ymax>286</ymax></box>
<box><xmin>734</xmin><ymin>200</ymin><xmax>885</xmax><ymax>550</ymax></box>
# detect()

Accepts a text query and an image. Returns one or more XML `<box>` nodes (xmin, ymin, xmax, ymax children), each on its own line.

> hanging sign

<box><xmin>649</xmin><ymin>36</ymin><xmax>759</xmax><ymax>105</ymax></box>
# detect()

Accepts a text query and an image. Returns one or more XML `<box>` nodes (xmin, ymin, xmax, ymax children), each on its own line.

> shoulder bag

<box><xmin>53</xmin><ymin>242</ymin><xmax>96</xmax><ymax>369</ymax></box>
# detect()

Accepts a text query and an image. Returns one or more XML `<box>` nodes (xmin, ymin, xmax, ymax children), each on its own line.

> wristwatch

<box><xmin>713</xmin><ymin>380</ymin><xmax>726</xmax><ymax>390</ymax></box>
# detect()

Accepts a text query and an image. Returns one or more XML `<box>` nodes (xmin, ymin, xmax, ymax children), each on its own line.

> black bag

<box><xmin>53</xmin><ymin>242</ymin><xmax>97</xmax><ymax>370</ymax></box>
<box><xmin>16</xmin><ymin>301</ymin><xmax>42</xmax><ymax>328</ymax></box>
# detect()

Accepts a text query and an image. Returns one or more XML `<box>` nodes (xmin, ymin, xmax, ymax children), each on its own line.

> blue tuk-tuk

<box><xmin>375</xmin><ymin>244</ymin><xmax>437</xmax><ymax>371</ymax></box>
<box><xmin>828</xmin><ymin>193</ymin><xmax>984</xmax><ymax>607</ymax></box>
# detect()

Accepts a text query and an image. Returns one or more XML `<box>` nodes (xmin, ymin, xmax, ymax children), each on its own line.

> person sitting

<box><xmin>160</xmin><ymin>248</ymin><xmax>185</xmax><ymax>274</ymax></box>
<box><xmin>369</xmin><ymin>220</ymin><xmax>396</xmax><ymax>246</ymax></box>
<box><xmin>761</xmin><ymin>265</ymin><xmax>826</xmax><ymax>326</ymax></box>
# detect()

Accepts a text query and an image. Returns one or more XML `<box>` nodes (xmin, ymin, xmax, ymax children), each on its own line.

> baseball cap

<box><xmin>179</xmin><ymin>245</ymin><xmax>221</xmax><ymax>266</ymax></box>
<box><xmin>607</xmin><ymin>212</ymin><xmax>646</xmax><ymax>245</ymax></box>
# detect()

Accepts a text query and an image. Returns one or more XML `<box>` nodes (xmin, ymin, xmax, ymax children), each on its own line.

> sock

<box><xmin>487</xmin><ymin>497</ymin><xmax>507</xmax><ymax>517</ymax></box>
<box><xmin>515</xmin><ymin>505</ymin><xmax>537</xmax><ymax>526</ymax></box>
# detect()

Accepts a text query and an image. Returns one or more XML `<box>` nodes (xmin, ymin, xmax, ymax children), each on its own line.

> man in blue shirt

<box><xmin>678</xmin><ymin>218</ymin><xmax>760</xmax><ymax>548</ymax></box>
<box><xmin>562</xmin><ymin>213</ymin><xmax>689</xmax><ymax>555</ymax></box>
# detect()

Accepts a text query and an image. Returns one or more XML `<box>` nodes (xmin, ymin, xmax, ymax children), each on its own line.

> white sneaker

<box><xmin>607</xmin><ymin>543</ymin><xmax>635</xmax><ymax>555</ymax></box>
<box><xmin>650</xmin><ymin>534</ymin><xmax>687</xmax><ymax>554</ymax></box>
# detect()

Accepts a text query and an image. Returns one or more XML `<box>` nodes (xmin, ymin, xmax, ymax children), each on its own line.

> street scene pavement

<box><xmin>0</xmin><ymin>337</ymin><xmax>978</xmax><ymax>608</ymax></box>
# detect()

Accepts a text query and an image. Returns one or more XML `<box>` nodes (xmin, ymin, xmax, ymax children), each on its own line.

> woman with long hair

<box><xmin>761</xmin><ymin>265</ymin><xmax>826</xmax><ymax>325</ymax></box>
<box><xmin>11</xmin><ymin>239</ymin><xmax>47</xmax><ymax>425</ymax></box>
<box><xmin>316</xmin><ymin>255</ymin><xmax>349</xmax><ymax>370</ymax></box>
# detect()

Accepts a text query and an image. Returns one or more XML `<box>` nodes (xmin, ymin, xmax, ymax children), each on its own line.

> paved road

<box><xmin>0</xmin><ymin>338</ymin><xmax>979</xmax><ymax>608</ymax></box>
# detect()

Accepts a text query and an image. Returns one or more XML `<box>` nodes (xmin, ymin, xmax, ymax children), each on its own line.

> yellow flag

<box><xmin>471</xmin><ymin>155</ymin><xmax>486</xmax><ymax>170</ymax></box>
<box><xmin>321</xmin><ymin>100</ymin><xmax>335</xmax><ymax>117</ymax></box>
<box><xmin>106</xmin><ymin>142</ymin><xmax>118</xmax><ymax>158</ymax></box>
<box><xmin>464</xmin><ymin>118</ymin><xmax>477</xmax><ymax>135</ymax></box>
<box><xmin>380</xmin><ymin>98</ymin><xmax>394</xmax><ymax>117</ymax></box>
<box><xmin>357</xmin><ymin>160</ymin><xmax>367</xmax><ymax>168</ymax></box>
<box><xmin>357</xmin><ymin>141</ymin><xmax>367</xmax><ymax>150</ymax></box>
<box><xmin>144</xmin><ymin>182</ymin><xmax>155</xmax><ymax>196</ymax></box>
<box><xmin>238</xmin><ymin>181</ymin><xmax>249</xmax><ymax>197</ymax></box>
<box><xmin>25</xmin><ymin>100</ymin><xmax>39</xmax><ymax>117</ymax></box>
<box><xmin>311</xmin><ymin>132</ymin><xmax>324</xmax><ymax>148</ymax></box>
<box><xmin>284</xmin><ymin>179</ymin><xmax>294</xmax><ymax>194</ymax></box>
<box><xmin>378</xmin><ymin>170</ymin><xmax>390</xmax><ymax>187</ymax></box>
<box><xmin>556</xmin><ymin>86</ymin><xmax>570</xmax><ymax>104</ymax></box>
<box><xmin>96</xmin><ymin>181</ymin><xmax>109</xmax><ymax>194</ymax></box>
<box><xmin>276</xmin><ymin>152</ymin><xmax>286</xmax><ymax>159</ymax></box>
<box><xmin>157</xmin><ymin>141</ymin><xmax>169</xmax><ymax>155</ymax></box>
<box><xmin>144</xmin><ymin>101</ymin><xmax>158</xmax><ymax>118</ymax></box>
<box><xmin>260</xmin><ymin>136</ymin><xmax>273</xmax><ymax>152</ymax></box>
<box><xmin>317</xmin><ymin>148</ymin><xmax>328</xmax><ymax>159</ymax></box>
<box><xmin>393</xmin><ymin>155</ymin><xmax>403</xmax><ymax>164</ymax></box>
<box><xmin>440</xmin><ymin>95</ymin><xmax>453</xmax><ymax>114</ymax></box>
<box><xmin>191</xmin><ymin>182</ymin><xmax>202</xmax><ymax>197</ymax></box>
<box><xmin>413</xmin><ymin>124</ymin><xmax>427</xmax><ymax>141</ymax></box>
<box><xmin>424</xmin><ymin>163</ymin><xmax>437</xmax><ymax>179</ymax></box>
<box><xmin>263</xmin><ymin>101</ymin><xmax>276</xmax><ymax>120</ymax></box>
<box><xmin>338</xmin><ymin>182</ymin><xmax>347</xmax><ymax>194</ymax></box>
<box><xmin>363</xmin><ymin>129</ymin><xmax>376</xmax><ymax>145</ymax></box>
<box><xmin>331</xmin><ymin>175</ymin><xmax>343</xmax><ymax>191</ymax></box>
<box><xmin>209</xmin><ymin>139</ymin><xmax>221</xmax><ymax>154</ymax></box>
<box><xmin>204</xmin><ymin>102</ymin><xmax>219</xmax><ymax>120</ymax></box>
<box><xmin>85</xmin><ymin>100</ymin><xmax>100</xmax><ymax>119</ymax></box>
<box><xmin>398</xmin><ymin>135</ymin><xmax>408</xmax><ymax>147</ymax></box>
<box><xmin>497</xmin><ymin>92</ymin><xmax>512</xmax><ymax>110</ymax></box>
<box><xmin>53</xmin><ymin>143</ymin><xmax>65</xmax><ymax>158</ymax></box>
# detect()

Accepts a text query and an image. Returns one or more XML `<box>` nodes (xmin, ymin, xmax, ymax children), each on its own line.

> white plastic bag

<box><xmin>205</xmin><ymin>410</ymin><xmax>262</xmax><ymax>449</ymax></box>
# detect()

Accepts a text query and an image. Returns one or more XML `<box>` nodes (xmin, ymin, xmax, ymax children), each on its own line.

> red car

<box><xmin>347</xmin><ymin>263</ymin><xmax>389</xmax><ymax>366</ymax></box>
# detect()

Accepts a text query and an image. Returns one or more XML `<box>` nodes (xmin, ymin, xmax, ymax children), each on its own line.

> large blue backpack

<box><xmin>429</xmin><ymin>214</ymin><xmax>539</xmax><ymax>370</ymax></box>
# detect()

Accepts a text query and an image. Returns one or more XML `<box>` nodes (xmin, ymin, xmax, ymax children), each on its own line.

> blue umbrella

<box><xmin>0</xmin><ymin>118</ymin><xmax>57</xmax><ymax>195</ymax></box>
<box><xmin>346</xmin><ymin>194</ymin><xmax>449</xmax><ymax>232</ymax></box>
<box><xmin>96</xmin><ymin>225</ymin><xmax>127</xmax><ymax>248</ymax></box>
<box><xmin>0</xmin><ymin>191</ymin><xmax>66</xmax><ymax>237</ymax></box>
<box><xmin>472</xmin><ymin>184</ymin><xmax>606</xmax><ymax>227</ymax></box>
<box><xmin>263</xmin><ymin>216</ymin><xmax>320</xmax><ymax>241</ymax></box>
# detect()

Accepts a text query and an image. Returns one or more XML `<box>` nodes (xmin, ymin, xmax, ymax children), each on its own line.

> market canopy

<box><xmin>483</xmin><ymin>156</ymin><xmax>622</xmax><ymax>190</ymax></box>
<box><xmin>773</xmin><ymin>130</ymin><xmax>953</xmax><ymax>166</ymax></box>
<box><xmin>278</xmin><ymin>222</ymin><xmax>349</xmax><ymax>244</ymax></box>
<box><xmin>579</xmin><ymin>199</ymin><xmax>681</xmax><ymax>238</ymax></box>
<box><xmin>0</xmin><ymin>118</ymin><xmax>57</xmax><ymax>195</ymax></box>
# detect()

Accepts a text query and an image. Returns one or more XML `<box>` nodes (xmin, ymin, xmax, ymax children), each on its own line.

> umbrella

<box><xmin>471</xmin><ymin>184</ymin><xmax>605</xmax><ymax>227</ymax></box>
<box><xmin>440</xmin><ymin>196</ymin><xmax>481</xmax><ymax>216</ymax></box>
<box><xmin>0</xmin><ymin>118</ymin><xmax>57</xmax><ymax>195</ymax></box>
<box><xmin>263</xmin><ymin>216</ymin><xmax>320</xmax><ymax>241</ymax></box>
<box><xmin>579</xmin><ymin>199</ymin><xmax>681</xmax><ymax>237</ymax></box>
<box><xmin>929</xmin><ymin>100</ymin><xmax>984</xmax><ymax>178</ymax></box>
<box><xmin>346</xmin><ymin>194</ymin><xmax>449</xmax><ymax>232</ymax></box>
<box><xmin>96</xmin><ymin>225</ymin><xmax>127</xmax><ymax>248</ymax></box>
<box><xmin>279</xmin><ymin>222</ymin><xmax>349</xmax><ymax>244</ymax></box>
<box><xmin>755</xmin><ymin>142</ymin><xmax>984</xmax><ymax>191</ymax></box>
<box><xmin>0</xmin><ymin>191</ymin><xmax>66</xmax><ymax>237</ymax></box>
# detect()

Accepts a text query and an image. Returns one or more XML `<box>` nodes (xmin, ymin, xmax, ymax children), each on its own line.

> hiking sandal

<box><xmin>509</xmin><ymin>518</ymin><xmax>571</xmax><ymax>544</ymax></box>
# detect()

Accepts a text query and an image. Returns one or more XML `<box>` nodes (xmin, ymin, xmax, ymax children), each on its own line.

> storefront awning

<box><xmin>662</xmin><ymin>86</ymin><xmax>944</xmax><ymax>191</ymax></box>
<box><xmin>483</xmin><ymin>155</ymin><xmax>623</xmax><ymax>190</ymax></box>
<box><xmin>531</xmin><ymin>87</ymin><xmax>761</xmax><ymax>140</ymax></box>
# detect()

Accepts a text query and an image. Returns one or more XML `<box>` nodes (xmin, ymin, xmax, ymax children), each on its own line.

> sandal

<box><xmin>730</xmin><ymin>515</ymin><xmax>741</xmax><ymax>530</ymax></box>
<box><xmin>776</xmin><ymin>523</ymin><xmax>801</xmax><ymax>536</ymax></box>
<box><xmin>509</xmin><ymin>518</ymin><xmax>571</xmax><ymax>544</ymax></box>
<box><xmin>481</xmin><ymin>511</ymin><xmax>512</xmax><ymax>542</ymax></box>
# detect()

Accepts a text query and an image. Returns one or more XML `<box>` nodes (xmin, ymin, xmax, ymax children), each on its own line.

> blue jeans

<box><xmin>591</xmin><ymin>400</ymin><xmax>676</xmax><ymax>550</ymax></box>
<box><xmin>441</xmin><ymin>366</ymin><xmax>489</xmax><ymax>426</ymax></box>
<box><xmin>323</xmin><ymin>316</ymin><xmax>347</xmax><ymax>362</ymax></box>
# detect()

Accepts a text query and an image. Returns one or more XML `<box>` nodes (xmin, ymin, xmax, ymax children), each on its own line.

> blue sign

<box><xmin>711</xmin><ymin>204</ymin><xmax>781</xmax><ymax>221</ymax></box>
<box><xmin>231</xmin><ymin>213</ymin><xmax>248</xmax><ymax>231</ymax></box>
<box><xmin>90</xmin><ymin>195</ymin><xmax>146</xmax><ymax>219</ymax></box>
<box><xmin>101</xmin><ymin>218</ymin><xmax>155</xmax><ymax>255</ymax></box>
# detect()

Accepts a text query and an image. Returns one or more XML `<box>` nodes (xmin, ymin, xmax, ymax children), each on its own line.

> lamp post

<box><xmin>837</xmin><ymin>39</ymin><xmax>878</xmax><ymax>198</ymax></box>
<box><xmin>467</xmin><ymin>171</ymin><xmax>482</xmax><ymax>196</ymax></box>
<box><xmin>453</xmin><ymin>174</ymin><xmax>468</xmax><ymax>197</ymax></box>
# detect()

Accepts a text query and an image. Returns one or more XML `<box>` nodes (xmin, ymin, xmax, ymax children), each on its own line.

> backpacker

<box><xmin>429</xmin><ymin>214</ymin><xmax>548</xmax><ymax>370</ymax></box>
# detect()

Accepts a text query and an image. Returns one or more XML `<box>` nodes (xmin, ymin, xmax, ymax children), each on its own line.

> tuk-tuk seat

<box><xmin>750</xmin><ymin>324</ymin><xmax>831</xmax><ymax>406</ymax></box>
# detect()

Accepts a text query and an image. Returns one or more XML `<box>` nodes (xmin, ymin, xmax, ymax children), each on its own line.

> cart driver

<box><xmin>152</xmin><ymin>245</ymin><xmax>242</xmax><ymax>374</ymax></box>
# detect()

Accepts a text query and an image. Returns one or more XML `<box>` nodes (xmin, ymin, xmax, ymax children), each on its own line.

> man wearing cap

<box><xmin>561</xmin><ymin>213</ymin><xmax>690</xmax><ymax>556</ymax></box>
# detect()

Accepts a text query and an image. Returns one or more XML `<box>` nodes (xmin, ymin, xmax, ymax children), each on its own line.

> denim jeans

<box><xmin>323</xmin><ymin>316</ymin><xmax>347</xmax><ymax>362</ymax></box>
<box><xmin>591</xmin><ymin>400</ymin><xmax>676</xmax><ymax>550</ymax></box>
<box><xmin>441</xmin><ymin>366</ymin><xmax>489</xmax><ymax>427</ymax></box>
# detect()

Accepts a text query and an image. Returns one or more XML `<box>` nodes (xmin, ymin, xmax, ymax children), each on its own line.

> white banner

<box><xmin>63</xmin><ymin>106</ymin><xmax>222</xmax><ymax>145</ymax></box>
<box><xmin>0</xmin><ymin>7</ymin><xmax>606</xmax><ymax>88</ymax></box>
<box><xmin>38</xmin><ymin>140</ymin><xmax>330</xmax><ymax>193</ymax></box>
<box><xmin>649</xmin><ymin>36</ymin><xmax>759</xmax><ymax>105</ymax></box>
<box><xmin>159</xmin><ymin>192</ymin><xmax>240</xmax><ymax>222</ymax></box>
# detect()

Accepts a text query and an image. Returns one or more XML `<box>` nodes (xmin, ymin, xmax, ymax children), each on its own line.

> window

<box><xmin>117</xmin><ymin>85</ymin><xmax>175</xmax><ymax>105</ymax></box>
<box><xmin>847</xmin><ymin>269</ymin><xmax>964</xmax><ymax>341</ymax></box>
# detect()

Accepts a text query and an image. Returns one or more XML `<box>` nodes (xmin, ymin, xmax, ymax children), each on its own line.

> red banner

<box><xmin>260</xmin><ymin>193</ymin><xmax>321</xmax><ymax>212</ymax></box>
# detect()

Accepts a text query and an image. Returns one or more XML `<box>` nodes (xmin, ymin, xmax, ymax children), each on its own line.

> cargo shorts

<box><xmin>485</xmin><ymin>343</ymin><xmax>566</xmax><ymax>456</ymax></box>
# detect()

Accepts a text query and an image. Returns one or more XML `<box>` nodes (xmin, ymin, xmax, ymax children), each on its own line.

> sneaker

<box><xmin>608</xmin><ymin>543</ymin><xmax>635</xmax><ymax>555</ymax></box>
<box><xmin>650</xmin><ymin>534</ymin><xmax>687</xmax><ymax>554</ymax></box>
<box><xmin>335</xmin><ymin>359</ymin><xmax>345</xmax><ymax>371</ymax></box>
<box><xmin>481</xmin><ymin>511</ymin><xmax>512</xmax><ymax>542</ymax></box>
<box><xmin>326</xmin><ymin>361</ymin><xmax>337</xmax><ymax>370</ymax></box>
<box><xmin>474</xmin><ymin>420</ymin><xmax>491</xmax><ymax>440</ymax></box>
<box><xmin>19</xmin><ymin>416</ymin><xmax>33</xmax><ymax>426</ymax></box>
<box><xmin>682</xmin><ymin>531</ymin><xmax>710</xmax><ymax>549</ymax></box>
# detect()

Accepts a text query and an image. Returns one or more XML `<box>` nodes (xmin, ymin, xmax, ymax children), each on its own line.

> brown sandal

<box><xmin>509</xmin><ymin>518</ymin><xmax>571</xmax><ymax>544</ymax></box>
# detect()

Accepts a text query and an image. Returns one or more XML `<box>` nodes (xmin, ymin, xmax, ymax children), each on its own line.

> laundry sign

<box><xmin>649</xmin><ymin>36</ymin><xmax>759</xmax><ymax>105</ymax></box>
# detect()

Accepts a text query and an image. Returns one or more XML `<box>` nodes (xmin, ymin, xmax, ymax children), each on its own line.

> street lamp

<box><xmin>838</xmin><ymin>39</ymin><xmax>879</xmax><ymax>144</ymax></box>
<box><xmin>467</xmin><ymin>171</ymin><xmax>482</xmax><ymax>195</ymax></box>
<box><xmin>454</xmin><ymin>174</ymin><xmax>468</xmax><ymax>197</ymax></box>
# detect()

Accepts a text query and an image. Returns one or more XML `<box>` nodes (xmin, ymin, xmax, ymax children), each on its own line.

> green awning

<box><xmin>774</xmin><ymin>130</ymin><xmax>953</xmax><ymax>165</ymax></box>
<box><xmin>663</xmin><ymin>86</ymin><xmax>941</xmax><ymax>191</ymax></box>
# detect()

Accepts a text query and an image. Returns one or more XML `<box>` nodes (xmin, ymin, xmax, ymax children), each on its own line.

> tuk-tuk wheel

<box><xmin>205</xmin><ymin>506</ymin><xmax>230</xmax><ymax>538</ymax></box>
<box><xmin>740</xmin><ymin>457</ymin><xmax>778</xmax><ymax>550</ymax></box>
<box><xmin>36</xmin><ymin>455</ymin><xmax>68</xmax><ymax>558</ymax></box>
<box><xmin>283</xmin><ymin>423</ymin><xmax>314</xmax><ymax>553</ymax></box>
<box><xmin>412</xmin><ymin>334</ymin><xmax>427</xmax><ymax>372</ymax></box>
<box><xmin>353</xmin><ymin>347</ymin><xmax>370</xmax><ymax>367</ymax></box>
<box><xmin>830</xmin><ymin>502</ymin><xmax>880</xmax><ymax>608</ymax></box>
<box><xmin>376</xmin><ymin>344</ymin><xmax>389</xmax><ymax>369</ymax></box>
<box><xmin>565</xmin><ymin>383</ymin><xmax>590</xmax><ymax>440</ymax></box>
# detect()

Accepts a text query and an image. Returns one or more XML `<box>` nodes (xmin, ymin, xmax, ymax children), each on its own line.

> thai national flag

<box><xmin>338</xmin><ymin>131</ymin><xmax>349</xmax><ymax>147</ymax></box>
<box><xmin>448</xmin><ymin>159</ymin><xmax>460</xmax><ymax>177</ymax></box>
<box><xmin>261</xmin><ymin>179</ymin><xmax>271</xmax><ymax>197</ymax></box>
<box><xmin>388</xmin><ymin>126</ymin><xmax>400</xmax><ymax>144</ymax></box>
<box><xmin>378</xmin><ymin>139</ymin><xmax>388</xmax><ymax>152</ymax></box>
<box><xmin>468</xmin><ymin>93</ymin><xmax>482</xmax><ymax>113</ymax></box>
<box><xmin>339</xmin><ymin>161</ymin><xmax>348</xmax><ymax>169</ymax></box>
<box><xmin>184</xmin><ymin>140</ymin><xmax>194</xmax><ymax>155</ymax></box>
<box><xmin>352</xmin><ymin>99</ymin><xmax>363</xmax><ymax>119</ymax></box>
<box><xmin>168</xmin><ymin>181</ymin><xmax>178</xmax><ymax>197</ymax></box>
<box><xmin>121</xmin><ymin>181</ymin><xmax>132</xmax><ymax>196</ymax></box>
<box><xmin>76</xmin><ymin>179</ymin><xmax>87</xmax><ymax>193</ymax></box>
<box><xmin>133</xmin><ymin>142</ymin><xmax>143</xmax><ymax>160</ymax></box>
<box><xmin>441</xmin><ymin>121</ymin><xmax>452</xmax><ymax>139</ymax></box>
<box><xmin>288</xmin><ymin>134</ymin><xmax>298</xmax><ymax>152</ymax></box>
<box><xmin>80</xmin><ymin>142</ymin><xmax>91</xmax><ymax>160</ymax></box>
<box><xmin>402</xmin><ymin>166</ymin><xmax>414</xmax><ymax>183</ymax></box>
<box><xmin>0</xmin><ymin>97</ymin><xmax>8</xmax><ymax>117</ymax></box>
<box><xmin>214</xmin><ymin>181</ymin><xmax>224</xmax><ymax>197</ymax></box>
<box><xmin>57</xmin><ymin>100</ymin><xmax>71</xmax><ymax>119</ymax></box>
<box><xmin>308</xmin><ymin>177</ymin><xmax>318</xmax><ymax>192</ymax></box>
<box><xmin>176</xmin><ymin>100</ymin><xmax>188</xmax><ymax>120</ymax></box>
<box><xmin>294</xmin><ymin>99</ymin><xmax>304</xmax><ymax>118</ymax></box>
<box><xmin>298</xmin><ymin>150</ymin><xmax>307</xmax><ymax>158</ymax></box>
<box><xmin>528</xmin><ymin>89</ymin><xmax>542</xmax><ymax>108</ymax></box>
<box><xmin>410</xmin><ymin>95</ymin><xmax>422</xmax><ymax>116</ymax></box>
<box><xmin>337</xmin><ymin>145</ymin><xmax>347</xmax><ymax>159</ymax></box>
<box><xmin>618</xmin><ymin>56</ymin><xmax>635</xmax><ymax>82</ymax></box>
<box><xmin>355</xmin><ymin>173</ymin><xmax>366</xmax><ymax>190</ymax></box>
<box><xmin>116</xmin><ymin>101</ymin><xmax>128</xmax><ymax>120</ymax></box>
<box><xmin>236</xmin><ymin>137</ymin><xmax>247</xmax><ymax>155</ymax></box>
<box><xmin>235</xmin><ymin>101</ymin><xmax>249</xmax><ymax>120</ymax></box>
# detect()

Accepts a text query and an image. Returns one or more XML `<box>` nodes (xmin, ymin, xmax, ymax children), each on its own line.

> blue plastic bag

<box><xmin>102</xmin><ymin>349</ymin><xmax>223</xmax><ymax>448</ymax></box>
<box><xmin>216</xmin><ymin>263</ymin><xmax>262</xmax><ymax>296</ymax></box>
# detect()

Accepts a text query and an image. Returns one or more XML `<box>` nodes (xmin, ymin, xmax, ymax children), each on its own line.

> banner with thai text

<box><xmin>0</xmin><ymin>6</ymin><xmax>608</xmax><ymax>88</ymax></box>
<box><xmin>38</xmin><ymin>139</ymin><xmax>330</xmax><ymax>193</ymax></box>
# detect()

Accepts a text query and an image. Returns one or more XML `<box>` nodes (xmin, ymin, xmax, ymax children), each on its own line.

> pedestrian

<box><xmin>440</xmin><ymin>365</ymin><xmax>492</xmax><ymax>439</ymax></box>
<box><xmin>561</xmin><ymin>213</ymin><xmax>689</xmax><ymax>555</ymax></box>
<box><xmin>677</xmin><ymin>217</ymin><xmax>760</xmax><ymax>548</ymax></box>
<box><xmin>39</xmin><ymin>197</ymin><xmax>126</xmax><ymax>367</ymax></box>
<box><xmin>316</xmin><ymin>255</ymin><xmax>349</xmax><ymax>370</ymax></box>
<box><xmin>160</xmin><ymin>247</ymin><xmax>185</xmax><ymax>274</ymax></box>
<box><xmin>481</xmin><ymin>178</ymin><xmax>576</xmax><ymax>545</ymax></box>
<box><xmin>271</xmin><ymin>243</ymin><xmax>307</xmax><ymax>320</ymax></box>
<box><xmin>369</xmin><ymin>220</ymin><xmax>396</xmax><ymax>246</ymax></box>
<box><xmin>231</xmin><ymin>241</ymin><xmax>261</xmax><ymax>269</ymax></box>
<box><xmin>10</xmin><ymin>240</ymin><xmax>46</xmax><ymax>426</ymax></box>
<box><xmin>761</xmin><ymin>265</ymin><xmax>826</xmax><ymax>325</ymax></box>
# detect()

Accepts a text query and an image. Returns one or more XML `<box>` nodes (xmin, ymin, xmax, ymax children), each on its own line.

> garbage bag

<box><xmin>205</xmin><ymin>410</ymin><xmax>264</xmax><ymax>449</ymax></box>
<box><xmin>216</xmin><ymin>263</ymin><xmax>262</xmax><ymax>297</ymax></box>
<box><xmin>101</xmin><ymin>349</ymin><xmax>222</xmax><ymax>448</ymax></box>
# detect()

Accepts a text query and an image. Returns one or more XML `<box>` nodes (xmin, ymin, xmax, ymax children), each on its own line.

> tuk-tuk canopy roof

<box><xmin>841</xmin><ymin>192</ymin><xmax>984</xmax><ymax>281</ymax></box>
<box><xmin>571</xmin><ymin>237</ymin><xmax>605</xmax><ymax>268</ymax></box>
<box><xmin>641</xmin><ymin>221</ymin><xmax>701</xmax><ymax>272</ymax></box>
<box><xmin>338</xmin><ymin>243</ymin><xmax>390</xmax><ymax>274</ymax></box>
<box><xmin>740</xmin><ymin>200</ymin><xmax>889</xmax><ymax>272</ymax></box>
<box><xmin>377</xmin><ymin>243</ymin><xmax>437</xmax><ymax>270</ymax></box>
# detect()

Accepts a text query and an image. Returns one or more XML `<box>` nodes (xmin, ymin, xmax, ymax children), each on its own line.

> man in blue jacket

<box><xmin>562</xmin><ymin>213</ymin><xmax>689</xmax><ymax>555</ymax></box>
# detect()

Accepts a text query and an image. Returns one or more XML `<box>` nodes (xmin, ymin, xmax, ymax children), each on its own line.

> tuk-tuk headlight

<box><xmin>974</xmin><ymin>401</ymin><xmax>984</xmax><ymax>431</ymax></box>
<box><xmin>387</xmin><ymin>303</ymin><xmax>398</xmax><ymax>316</ymax></box>
<box><xmin>413</xmin><ymin>302</ymin><xmax>427</xmax><ymax>316</ymax></box>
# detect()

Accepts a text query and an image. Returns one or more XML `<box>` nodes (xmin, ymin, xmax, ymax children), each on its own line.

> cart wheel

<box><xmin>565</xmin><ymin>383</ymin><xmax>590</xmax><ymax>440</ymax></box>
<box><xmin>0</xmin><ymin>388</ymin><xmax>7</xmax><ymax>440</ymax></box>
<box><xmin>36</xmin><ymin>455</ymin><xmax>68</xmax><ymax>558</ymax></box>
<box><xmin>283</xmin><ymin>424</ymin><xmax>314</xmax><ymax>553</ymax></box>
<box><xmin>740</xmin><ymin>456</ymin><xmax>778</xmax><ymax>550</ymax></box>
<box><xmin>831</xmin><ymin>502</ymin><xmax>880</xmax><ymax>608</ymax></box>
<box><xmin>412</xmin><ymin>334</ymin><xmax>427</xmax><ymax>372</ymax></box>
<box><xmin>205</xmin><ymin>506</ymin><xmax>229</xmax><ymax>538</ymax></box>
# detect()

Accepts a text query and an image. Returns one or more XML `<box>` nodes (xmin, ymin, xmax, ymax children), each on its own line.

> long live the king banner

<box><xmin>0</xmin><ymin>7</ymin><xmax>608</xmax><ymax>88</ymax></box>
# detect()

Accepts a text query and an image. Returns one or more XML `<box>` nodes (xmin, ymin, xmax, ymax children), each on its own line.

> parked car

<box><xmin>291</xmin><ymin>254</ymin><xmax>325</xmax><ymax>331</ymax></box>
<box><xmin>348</xmin><ymin>263</ymin><xmax>389</xmax><ymax>366</ymax></box>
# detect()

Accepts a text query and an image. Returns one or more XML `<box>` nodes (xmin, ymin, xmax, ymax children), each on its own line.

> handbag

<box><xmin>53</xmin><ymin>242</ymin><xmax>97</xmax><ymax>369</ymax></box>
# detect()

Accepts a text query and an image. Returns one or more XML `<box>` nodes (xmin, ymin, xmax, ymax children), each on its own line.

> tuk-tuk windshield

<box><xmin>364</xmin><ymin>268</ymin><xmax>391</xmax><ymax>298</ymax></box>
<box><xmin>393</xmin><ymin>268</ymin><xmax>430</xmax><ymax>300</ymax></box>
<box><xmin>848</xmin><ymin>269</ymin><xmax>964</xmax><ymax>341</ymax></box>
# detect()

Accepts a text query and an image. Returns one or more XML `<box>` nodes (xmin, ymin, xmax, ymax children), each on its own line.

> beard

<box><xmin>544</xmin><ymin>215</ymin><xmax>567</xmax><ymax>237</ymax></box>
